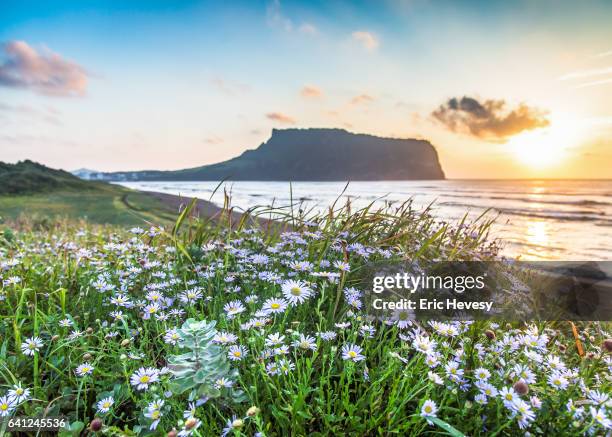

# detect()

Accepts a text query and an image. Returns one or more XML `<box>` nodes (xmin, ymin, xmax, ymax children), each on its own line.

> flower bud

<box><xmin>232</xmin><ymin>419</ymin><xmax>244</xmax><ymax>429</ymax></box>
<box><xmin>513</xmin><ymin>380</ymin><xmax>529</xmax><ymax>396</ymax></box>
<box><xmin>484</xmin><ymin>330</ymin><xmax>496</xmax><ymax>340</ymax></box>
<box><xmin>603</xmin><ymin>339</ymin><xmax>612</xmax><ymax>353</ymax></box>
<box><xmin>246</xmin><ymin>406</ymin><xmax>260</xmax><ymax>417</ymax></box>
<box><xmin>89</xmin><ymin>418</ymin><xmax>103</xmax><ymax>432</ymax></box>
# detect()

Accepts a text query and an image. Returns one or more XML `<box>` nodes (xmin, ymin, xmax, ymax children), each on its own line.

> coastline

<box><xmin>141</xmin><ymin>190</ymin><xmax>286</xmax><ymax>230</ymax></box>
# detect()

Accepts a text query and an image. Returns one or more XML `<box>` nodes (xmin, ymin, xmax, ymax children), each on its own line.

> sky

<box><xmin>1</xmin><ymin>0</ymin><xmax>611</xmax><ymax>179</ymax></box>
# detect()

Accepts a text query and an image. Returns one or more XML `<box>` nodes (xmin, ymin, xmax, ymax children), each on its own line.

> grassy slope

<box><xmin>0</xmin><ymin>185</ymin><xmax>179</xmax><ymax>226</ymax></box>
<box><xmin>0</xmin><ymin>160</ymin><xmax>179</xmax><ymax>226</ymax></box>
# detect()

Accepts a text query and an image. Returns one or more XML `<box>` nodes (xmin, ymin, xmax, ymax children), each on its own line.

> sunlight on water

<box><xmin>525</xmin><ymin>221</ymin><xmax>550</xmax><ymax>250</ymax></box>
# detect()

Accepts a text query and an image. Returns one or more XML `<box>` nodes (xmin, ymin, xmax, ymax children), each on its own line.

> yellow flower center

<box><xmin>291</xmin><ymin>287</ymin><xmax>301</xmax><ymax>296</ymax></box>
<box><xmin>140</xmin><ymin>375</ymin><xmax>150</xmax><ymax>383</ymax></box>
<box><xmin>348</xmin><ymin>351</ymin><xmax>357</xmax><ymax>358</ymax></box>
<box><xmin>271</xmin><ymin>303</ymin><xmax>280</xmax><ymax>309</ymax></box>
<box><xmin>233</xmin><ymin>351</ymin><xmax>241</xmax><ymax>357</ymax></box>
<box><xmin>424</xmin><ymin>406</ymin><xmax>432</xmax><ymax>413</ymax></box>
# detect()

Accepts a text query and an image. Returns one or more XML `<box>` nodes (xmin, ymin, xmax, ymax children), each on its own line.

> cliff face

<box><xmin>101</xmin><ymin>128</ymin><xmax>445</xmax><ymax>181</ymax></box>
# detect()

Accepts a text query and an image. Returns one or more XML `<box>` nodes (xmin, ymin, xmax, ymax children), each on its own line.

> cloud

<box><xmin>0</xmin><ymin>40</ymin><xmax>88</xmax><ymax>96</ymax></box>
<box><xmin>432</xmin><ymin>96</ymin><xmax>550</xmax><ymax>141</ymax></box>
<box><xmin>350</xmin><ymin>94</ymin><xmax>375</xmax><ymax>105</ymax></box>
<box><xmin>574</xmin><ymin>77</ymin><xmax>612</xmax><ymax>89</ymax></box>
<box><xmin>266</xmin><ymin>1</ymin><xmax>317</xmax><ymax>35</ymax></box>
<box><xmin>266</xmin><ymin>112</ymin><xmax>296</xmax><ymax>124</ymax></box>
<box><xmin>0</xmin><ymin>102</ymin><xmax>62</xmax><ymax>125</ymax></box>
<box><xmin>203</xmin><ymin>135</ymin><xmax>223</xmax><ymax>145</ymax></box>
<box><xmin>559</xmin><ymin>65</ymin><xmax>612</xmax><ymax>89</ymax></box>
<box><xmin>351</xmin><ymin>31</ymin><xmax>379</xmax><ymax>51</ymax></box>
<box><xmin>595</xmin><ymin>49</ymin><xmax>612</xmax><ymax>58</ymax></box>
<box><xmin>211</xmin><ymin>77</ymin><xmax>250</xmax><ymax>96</ymax></box>
<box><xmin>559</xmin><ymin>66</ymin><xmax>612</xmax><ymax>80</ymax></box>
<box><xmin>267</xmin><ymin>0</ymin><xmax>293</xmax><ymax>31</ymax></box>
<box><xmin>301</xmin><ymin>85</ymin><xmax>322</xmax><ymax>98</ymax></box>
<box><xmin>299</xmin><ymin>23</ymin><xmax>318</xmax><ymax>35</ymax></box>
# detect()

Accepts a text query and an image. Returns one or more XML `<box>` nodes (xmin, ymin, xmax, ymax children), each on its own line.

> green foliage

<box><xmin>168</xmin><ymin>318</ymin><xmax>246</xmax><ymax>403</ymax></box>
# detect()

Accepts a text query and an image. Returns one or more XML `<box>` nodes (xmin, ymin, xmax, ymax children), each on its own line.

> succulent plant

<box><xmin>167</xmin><ymin>318</ymin><xmax>246</xmax><ymax>403</ymax></box>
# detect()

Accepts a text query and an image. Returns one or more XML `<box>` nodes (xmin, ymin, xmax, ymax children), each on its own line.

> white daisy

<box><xmin>21</xmin><ymin>336</ymin><xmax>43</xmax><ymax>356</ymax></box>
<box><xmin>0</xmin><ymin>395</ymin><xmax>16</xmax><ymax>417</ymax></box>
<box><xmin>130</xmin><ymin>367</ymin><xmax>160</xmax><ymax>391</ymax></box>
<box><xmin>262</xmin><ymin>298</ymin><xmax>288</xmax><ymax>314</ymax></box>
<box><xmin>341</xmin><ymin>343</ymin><xmax>365</xmax><ymax>362</ymax></box>
<box><xmin>75</xmin><ymin>362</ymin><xmax>95</xmax><ymax>377</ymax></box>
<box><xmin>228</xmin><ymin>345</ymin><xmax>248</xmax><ymax>361</ymax></box>
<box><xmin>420</xmin><ymin>399</ymin><xmax>438</xmax><ymax>424</ymax></box>
<box><xmin>281</xmin><ymin>279</ymin><xmax>313</xmax><ymax>305</ymax></box>
<box><xmin>97</xmin><ymin>396</ymin><xmax>114</xmax><ymax>414</ymax></box>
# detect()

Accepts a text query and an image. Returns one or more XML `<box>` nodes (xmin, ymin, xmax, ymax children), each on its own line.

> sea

<box><xmin>117</xmin><ymin>180</ymin><xmax>612</xmax><ymax>261</ymax></box>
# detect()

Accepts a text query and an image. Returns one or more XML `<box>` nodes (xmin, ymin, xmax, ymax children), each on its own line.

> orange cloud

<box><xmin>432</xmin><ymin>96</ymin><xmax>550</xmax><ymax>141</ymax></box>
<box><xmin>350</xmin><ymin>94</ymin><xmax>375</xmax><ymax>105</ymax></box>
<box><xmin>0</xmin><ymin>40</ymin><xmax>88</xmax><ymax>97</ymax></box>
<box><xmin>351</xmin><ymin>31</ymin><xmax>379</xmax><ymax>51</ymax></box>
<box><xmin>301</xmin><ymin>85</ymin><xmax>322</xmax><ymax>98</ymax></box>
<box><xmin>266</xmin><ymin>112</ymin><xmax>296</xmax><ymax>124</ymax></box>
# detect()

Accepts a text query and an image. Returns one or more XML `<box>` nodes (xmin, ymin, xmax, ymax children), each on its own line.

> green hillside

<box><xmin>0</xmin><ymin>160</ymin><xmax>104</xmax><ymax>195</ymax></box>
<box><xmin>0</xmin><ymin>161</ymin><xmax>178</xmax><ymax>225</ymax></box>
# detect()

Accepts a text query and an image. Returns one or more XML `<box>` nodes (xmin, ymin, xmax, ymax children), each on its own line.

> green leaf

<box><xmin>428</xmin><ymin>417</ymin><xmax>466</xmax><ymax>437</ymax></box>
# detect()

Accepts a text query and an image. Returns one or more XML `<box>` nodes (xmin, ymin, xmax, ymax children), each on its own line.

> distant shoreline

<box><xmin>141</xmin><ymin>190</ymin><xmax>285</xmax><ymax>230</ymax></box>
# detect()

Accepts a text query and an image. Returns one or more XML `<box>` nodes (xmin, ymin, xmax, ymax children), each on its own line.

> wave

<box><xmin>427</xmin><ymin>187</ymin><xmax>612</xmax><ymax>197</ymax></box>
<box><xmin>438</xmin><ymin>201</ymin><xmax>610</xmax><ymax>222</ymax></box>
<box><xmin>432</xmin><ymin>192</ymin><xmax>612</xmax><ymax>207</ymax></box>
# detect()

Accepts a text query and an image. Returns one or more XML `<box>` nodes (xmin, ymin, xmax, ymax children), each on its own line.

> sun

<box><xmin>507</xmin><ymin>114</ymin><xmax>583</xmax><ymax>168</ymax></box>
